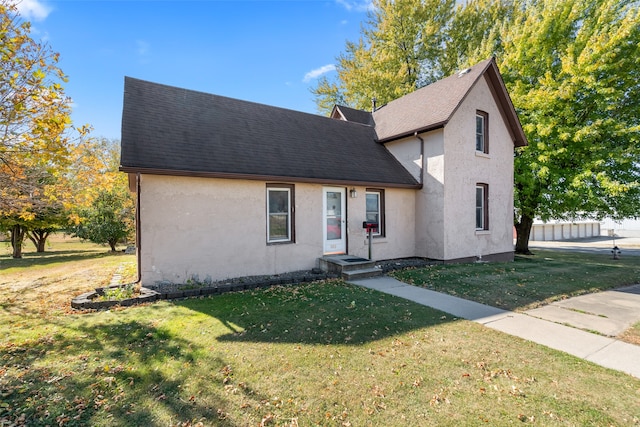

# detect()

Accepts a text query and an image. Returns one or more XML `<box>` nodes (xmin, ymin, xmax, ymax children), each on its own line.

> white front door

<box><xmin>323</xmin><ymin>187</ymin><xmax>346</xmax><ymax>254</ymax></box>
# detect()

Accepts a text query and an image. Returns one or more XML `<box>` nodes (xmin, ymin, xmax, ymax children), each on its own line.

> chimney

<box><xmin>372</xmin><ymin>97</ymin><xmax>377</xmax><ymax>112</ymax></box>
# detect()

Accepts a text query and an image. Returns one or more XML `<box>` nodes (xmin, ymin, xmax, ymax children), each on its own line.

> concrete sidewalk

<box><xmin>348</xmin><ymin>276</ymin><xmax>640</xmax><ymax>379</ymax></box>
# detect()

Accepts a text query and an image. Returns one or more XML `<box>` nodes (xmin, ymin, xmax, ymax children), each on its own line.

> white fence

<box><xmin>529</xmin><ymin>222</ymin><xmax>601</xmax><ymax>241</ymax></box>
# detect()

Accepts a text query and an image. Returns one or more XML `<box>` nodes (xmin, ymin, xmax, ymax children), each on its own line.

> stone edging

<box><xmin>71</xmin><ymin>285</ymin><xmax>160</xmax><ymax>310</ymax></box>
<box><xmin>71</xmin><ymin>258</ymin><xmax>434</xmax><ymax>310</ymax></box>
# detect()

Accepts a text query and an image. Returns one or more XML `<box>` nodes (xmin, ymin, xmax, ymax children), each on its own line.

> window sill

<box><xmin>475</xmin><ymin>230</ymin><xmax>491</xmax><ymax>236</ymax></box>
<box><xmin>267</xmin><ymin>240</ymin><xmax>294</xmax><ymax>246</ymax></box>
<box><xmin>475</xmin><ymin>151</ymin><xmax>491</xmax><ymax>159</ymax></box>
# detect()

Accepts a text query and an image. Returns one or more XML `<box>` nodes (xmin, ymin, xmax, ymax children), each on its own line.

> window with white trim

<box><xmin>365</xmin><ymin>189</ymin><xmax>385</xmax><ymax>237</ymax></box>
<box><xmin>476</xmin><ymin>183</ymin><xmax>489</xmax><ymax>231</ymax></box>
<box><xmin>267</xmin><ymin>184</ymin><xmax>294</xmax><ymax>243</ymax></box>
<box><xmin>476</xmin><ymin>111</ymin><xmax>489</xmax><ymax>153</ymax></box>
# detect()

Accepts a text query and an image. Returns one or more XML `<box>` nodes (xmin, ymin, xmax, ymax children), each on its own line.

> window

<box><xmin>476</xmin><ymin>111</ymin><xmax>489</xmax><ymax>153</ymax></box>
<box><xmin>267</xmin><ymin>184</ymin><xmax>294</xmax><ymax>243</ymax></box>
<box><xmin>476</xmin><ymin>184</ymin><xmax>489</xmax><ymax>231</ymax></box>
<box><xmin>365</xmin><ymin>189</ymin><xmax>385</xmax><ymax>236</ymax></box>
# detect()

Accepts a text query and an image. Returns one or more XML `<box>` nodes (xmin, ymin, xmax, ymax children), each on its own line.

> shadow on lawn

<box><xmin>179</xmin><ymin>281</ymin><xmax>452</xmax><ymax>346</ymax></box>
<box><xmin>0</xmin><ymin>249</ymin><xmax>121</xmax><ymax>268</ymax></box>
<box><xmin>0</xmin><ymin>319</ymin><xmax>242</xmax><ymax>426</ymax></box>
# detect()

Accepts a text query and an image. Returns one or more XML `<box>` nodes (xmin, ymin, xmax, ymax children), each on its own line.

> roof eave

<box><xmin>485</xmin><ymin>59</ymin><xmax>528</xmax><ymax>147</ymax></box>
<box><xmin>119</xmin><ymin>166</ymin><xmax>422</xmax><ymax>189</ymax></box>
<box><xmin>377</xmin><ymin>122</ymin><xmax>446</xmax><ymax>144</ymax></box>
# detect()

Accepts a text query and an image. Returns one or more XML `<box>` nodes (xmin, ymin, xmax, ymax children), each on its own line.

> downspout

<box><xmin>135</xmin><ymin>172</ymin><xmax>142</xmax><ymax>284</ymax></box>
<box><xmin>415</xmin><ymin>132</ymin><xmax>425</xmax><ymax>185</ymax></box>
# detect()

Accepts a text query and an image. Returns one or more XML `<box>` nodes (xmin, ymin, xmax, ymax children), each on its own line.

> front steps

<box><xmin>319</xmin><ymin>255</ymin><xmax>383</xmax><ymax>281</ymax></box>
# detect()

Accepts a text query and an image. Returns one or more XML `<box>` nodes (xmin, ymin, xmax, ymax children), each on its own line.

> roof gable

<box><xmin>330</xmin><ymin>105</ymin><xmax>374</xmax><ymax>126</ymax></box>
<box><xmin>371</xmin><ymin>58</ymin><xmax>527</xmax><ymax>146</ymax></box>
<box><xmin>120</xmin><ymin>78</ymin><xmax>418</xmax><ymax>188</ymax></box>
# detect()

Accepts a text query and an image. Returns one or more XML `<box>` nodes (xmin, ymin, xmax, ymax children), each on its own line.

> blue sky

<box><xmin>16</xmin><ymin>0</ymin><xmax>372</xmax><ymax>140</ymax></box>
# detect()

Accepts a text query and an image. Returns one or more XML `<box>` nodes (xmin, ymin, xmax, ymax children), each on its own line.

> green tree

<box><xmin>312</xmin><ymin>0</ymin><xmax>455</xmax><ymax>114</ymax></box>
<box><xmin>466</xmin><ymin>0</ymin><xmax>640</xmax><ymax>253</ymax></box>
<box><xmin>314</xmin><ymin>0</ymin><xmax>640</xmax><ymax>254</ymax></box>
<box><xmin>68</xmin><ymin>138</ymin><xmax>135</xmax><ymax>252</ymax></box>
<box><xmin>72</xmin><ymin>186</ymin><xmax>134</xmax><ymax>252</ymax></box>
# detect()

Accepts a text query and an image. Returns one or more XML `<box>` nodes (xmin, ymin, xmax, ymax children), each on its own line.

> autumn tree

<box><xmin>0</xmin><ymin>0</ymin><xmax>84</xmax><ymax>257</ymax></box>
<box><xmin>313</xmin><ymin>0</ymin><xmax>640</xmax><ymax>254</ymax></box>
<box><xmin>68</xmin><ymin>138</ymin><xmax>135</xmax><ymax>252</ymax></box>
<box><xmin>0</xmin><ymin>164</ymin><xmax>67</xmax><ymax>256</ymax></box>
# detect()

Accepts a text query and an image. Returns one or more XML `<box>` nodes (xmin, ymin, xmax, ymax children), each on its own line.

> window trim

<box><xmin>365</xmin><ymin>188</ymin><xmax>385</xmax><ymax>237</ymax></box>
<box><xmin>476</xmin><ymin>111</ymin><xmax>489</xmax><ymax>154</ymax></box>
<box><xmin>476</xmin><ymin>183</ymin><xmax>489</xmax><ymax>231</ymax></box>
<box><xmin>266</xmin><ymin>184</ymin><xmax>295</xmax><ymax>244</ymax></box>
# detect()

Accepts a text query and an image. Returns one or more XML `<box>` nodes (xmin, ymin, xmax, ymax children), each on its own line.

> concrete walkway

<box><xmin>348</xmin><ymin>276</ymin><xmax>640</xmax><ymax>379</ymax></box>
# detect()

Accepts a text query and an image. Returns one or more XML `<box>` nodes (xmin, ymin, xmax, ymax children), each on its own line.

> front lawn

<box><xmin>1</xmin><ymin>241</ymin><xmax>639</xmax><ymax>425</ymax></box>
<box><xmin>391</xmin><ymin>250</ymin><xmax>640</xmax><ymax>311</ymax></box>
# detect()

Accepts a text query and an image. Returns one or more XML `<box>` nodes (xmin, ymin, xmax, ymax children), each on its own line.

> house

<box><xmin>120</xmin><ymin>57</ymin><xmax>527</xmax><ymax>287</ymax></box>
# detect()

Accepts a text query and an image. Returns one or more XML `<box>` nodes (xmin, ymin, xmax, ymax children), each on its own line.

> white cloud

<box><xmin>335</xmin><ymin>0</ymin><xmax>374</xmax><ymax>12</ymax></box>
<box><xmin>303</xmin><ymin>64</ymin><xmax>336</xmax><ymax>83</ymax></box>
<box><xmin>15</xmin><ymin>0</ymin><xmax>52</xmax><ymax>21</ymax></box>
<box><xmin>137</xmin><ymin>40</ymin><xmax>150</xmax><ymax>56</ymax></box>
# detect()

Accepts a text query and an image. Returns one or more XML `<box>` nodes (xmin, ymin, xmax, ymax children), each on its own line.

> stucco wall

<box><xmin>138</xmin><ymin>176</ymin><xmax>417</xmax><ymax>286</ymax></box>
<box><xmin>139</xmin><ymin>176</ymin><xmax>324</xmax><ymax>285</ymax></box>
<box><xmin>441</xmin><ymin>74</ymin><xmax>515</xmax><ymax>260</ymax></box>
<box><xmin>345</xmin><ymin>186</ymin><xmax>417</xmax><ymax>261</ymax></box>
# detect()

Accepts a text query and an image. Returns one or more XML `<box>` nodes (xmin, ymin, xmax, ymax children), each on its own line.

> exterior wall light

<box><xmin>349</xmin><ymin>188</ymin><xmax>357</xmax><ymax>198</ymax></box>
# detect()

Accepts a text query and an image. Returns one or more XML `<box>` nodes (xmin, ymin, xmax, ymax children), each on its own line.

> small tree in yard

<box><xmin>73</xmin><ymin>188</ymin><xmax>134</xmax><ymax>252</ymax></box>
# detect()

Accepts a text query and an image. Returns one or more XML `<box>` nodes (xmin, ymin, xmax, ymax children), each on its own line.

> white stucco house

<box><xmin>120</xmin><ymin>57</ymin><xmax>527</xmax><ymax>287</ymax></box>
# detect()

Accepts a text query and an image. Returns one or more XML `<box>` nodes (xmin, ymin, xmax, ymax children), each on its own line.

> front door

<box><xmin>323</xmin><ymin>187</ymin><xmax>346</xmax><ymax>254</ymax></box>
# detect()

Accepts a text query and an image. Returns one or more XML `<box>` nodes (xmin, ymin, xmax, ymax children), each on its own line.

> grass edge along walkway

<box><xmin>348</xmin><ymin>275</ymin><xmax>640</xmax><ymax>379</ymax></box>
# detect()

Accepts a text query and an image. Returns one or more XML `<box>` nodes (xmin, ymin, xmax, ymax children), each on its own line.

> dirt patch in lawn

<box><xmin>0</xmin><ymin>235</ymin><xmax>136</xmax><ymax>317</ymax></box>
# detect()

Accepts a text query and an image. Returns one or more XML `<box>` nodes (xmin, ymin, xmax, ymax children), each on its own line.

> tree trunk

<box><xmin>27</xmin><ymin>229</ymin><xmax>50</xmax><ymax>252</ymax></box>
<box><xmin>10</xmin><ymin>224</ymin><xmax>26</xmax><ymax>259</ymax></box>
<box><xmin>514</xmin><ymin>213</ymin><xmax>534</xmax><ymax>255</ymax></box>
<box><xmin>108</xmin><ymin>239</ymin><xmax>117</xmax><ymax>252</ymax></box>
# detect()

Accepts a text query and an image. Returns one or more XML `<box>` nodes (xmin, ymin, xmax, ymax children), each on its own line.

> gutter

<box><xmin>119</xmin><ymin>166</ymin><xmax>422</xmax><ymax>190</ymax></box>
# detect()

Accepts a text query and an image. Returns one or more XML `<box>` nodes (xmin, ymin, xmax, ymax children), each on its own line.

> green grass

<box><xmin>2</xmin><ymin>243</ymin><xmax>640</xmax><ymax>426</ymax></box>
<box><xmin>0</xmin><ymin>234</ymin><xmax>130</xmax><ymax>275</ymax></box>
<box><xmin>391</xmin><ymin>250</ymin><xmax>640</xmax><ymax>311</ymax></box>
<box><xmin>2</xmin><ymin>282</ymin><xmax>640</xmax><ymax>426</ymax></box>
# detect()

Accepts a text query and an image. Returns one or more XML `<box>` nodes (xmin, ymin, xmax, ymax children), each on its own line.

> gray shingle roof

<box><xmin>120</xmin><ymin>78</ymin><xmax>419</xmax><ymax>188</ymax></box>
<box><xmin>372</xmin><ymin>58</ymin><xmax>527</xmax><ymax>146</ymax></box>
<box><xmin>330</xmin><ymin>105</ymin><xmax>374</xmax><ymax>126</ymax></box>
<box><xmin>120</xmin><ymin>58</ymin><xmax>525</xmax><ymax>186</ymax></box>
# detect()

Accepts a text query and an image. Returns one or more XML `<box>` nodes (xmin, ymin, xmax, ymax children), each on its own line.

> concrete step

<box><xmin>342</xmin><ymin>267</ymin><xmax>383</xmax><ymax>281</ymax></box>
<box><xmin>319</xmin><ymin>255</ymin><xmax>376</xmax><ymax>274</ymax></box>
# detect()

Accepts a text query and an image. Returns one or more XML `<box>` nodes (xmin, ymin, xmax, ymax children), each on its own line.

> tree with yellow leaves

<box><xmin>0</xmin><ymin>1</ymin><xmax>88</xmax><ymax>257</ymax></box>
<box><xmin>67</xmin><ymin>138</ymin><xmax>135</xmax><ymax>252</ymax></box>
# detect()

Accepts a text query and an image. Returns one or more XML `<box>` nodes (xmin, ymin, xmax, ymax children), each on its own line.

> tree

<box><xmin>0</xmin><ymin>164</ymin><xmax>67</xmax><ymax>256</ymax></box>
<box><xmin>0</xmin><ymin>0</ymin><xmax>74</xmax><ymax>172</ymax></box>
<box><xmin>466</xmin><ymin>0</ymin><xmax>640</xmax><ymax>253</ymax></box>
<box><xmin>313</xmin><ymin>0</ymin><xmax>640</xmax><ymax>254</ymax></box>
<box><xmin>1</xmin><ymin>0</ymin><xmax>87</xmax><ymax>257</ymax></box>
<box><xmin>72</xmin><ymin>187</ymin><xmax>134</xmax><ymax>252</ymax></box>
<box><xmin>68</xmin><ymin>138</ymin><xmax>135</xmax><ymax>252</ymax></box>
<box><xmin>312</xmin><ymin>0</ymin><xmax>455</xmax><ymax>114</ymax></box>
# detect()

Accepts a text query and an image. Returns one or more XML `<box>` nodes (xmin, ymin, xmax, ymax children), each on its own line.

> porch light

<box><xmin>349</xmin><ymin>188</ymin><xmax>357</xmax><ymax>198</ymax></box>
